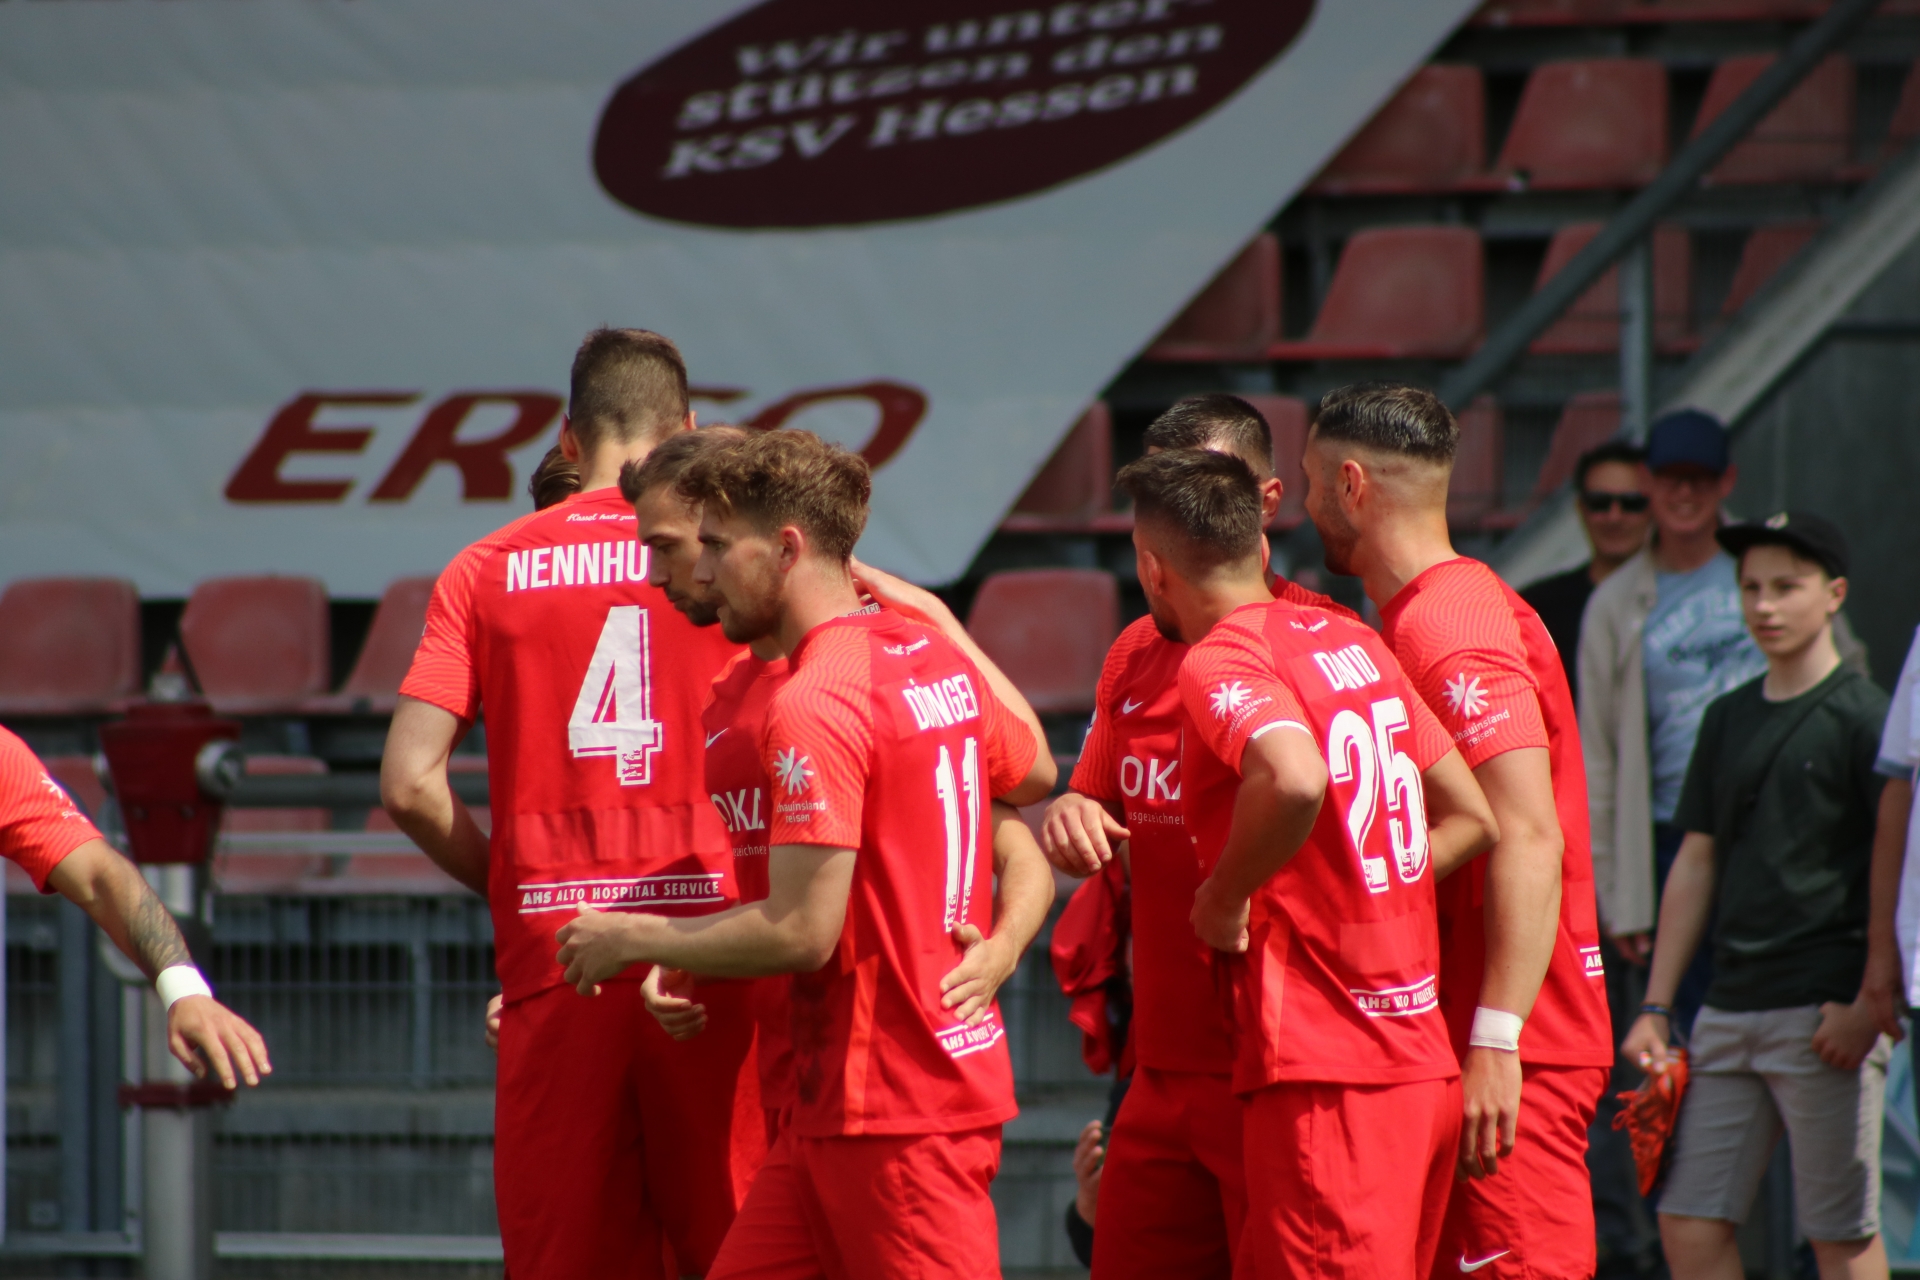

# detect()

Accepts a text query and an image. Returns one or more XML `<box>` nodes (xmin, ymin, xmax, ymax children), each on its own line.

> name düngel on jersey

<box><xmin>901</xmin><ymin>672</ymin><xmax>980</xmax><ymax>731</ymax></box>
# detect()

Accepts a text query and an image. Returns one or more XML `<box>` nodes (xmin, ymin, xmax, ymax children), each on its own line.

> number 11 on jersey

<box><xmin>569</xmin><ymin>605</ymin><xmax>662</xmax><ymax>786</ymax></box>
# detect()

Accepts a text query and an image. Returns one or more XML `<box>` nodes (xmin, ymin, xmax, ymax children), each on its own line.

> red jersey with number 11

<box><xmin>1180</xmin><ymin>599</ymin><xmax>1458</xmax><ymax>1095</ymax></box>
<box><xmin>762</xmin><ymin>610</ymin><xmax>1037</xmax><ymax>1137</ymax></box>
<box><xmin>400</xmin><ymin>487</ymin><xmax>740</xmax><ymax>1003</ymax></box>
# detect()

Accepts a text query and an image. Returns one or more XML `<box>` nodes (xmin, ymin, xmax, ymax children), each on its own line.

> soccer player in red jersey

<box><xmin>555</xmin><ymin>430</ymin><xmax>1056</xmax><ymax>1279</ymax></box>
<box><xmin>0</xmin><ymin>727</ymin><xmax>270</xmax><ymax>1087</ymax></box>
<box><xmin>382</xmin><ymin>330</ymin><xmax>759</xmax><ymax>1280</ymax></box>
<box><xmin>1302</xmin><ymin>384</ymin><xmax>1616</xmax><ymax>1280</ymax></box>
<box><xmin>1041</xmin><ymin>395</ymin><xmax>1360</xmax><ymax>1280</ymax></box>
<box><xmin>1114</xmin><ymin>449</ymin><xmax>1497</xmax><ymax>1279</ymax></box>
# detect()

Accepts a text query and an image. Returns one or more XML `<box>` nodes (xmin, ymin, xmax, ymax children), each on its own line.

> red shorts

<box><xmin>1432</xmin><ymin>1064</ymin><xmax>1606</xmax><ymax>1280</ymax></box>
<box><xmin>494</xmin><ymin>978</ymin><xmax>765</xmax><ymax>1280</ymax></box>
<box><xmin>1092</xmin><ymin>1067</ymin><xmax>1246</xmax><ymax>1280</ymax></box>
<box><xmin>1241</xmin><ymin>1076</ymin><xmax>1461</xmax><ymax>1280</ymax></box>
<box><xmin>707</xmin><ymin>1126</ymin><xmax>1002</xmax><ymax>1280</ymax></box>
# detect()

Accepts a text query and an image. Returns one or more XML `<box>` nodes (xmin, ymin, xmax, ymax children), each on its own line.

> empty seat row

<box><xmin>1312</xmin><ymin>53</ymin><xmax>1897</xmax><ymax>197</ymax></box>
<box><xmin>1145</xmin><ymin>217</ymin><xmax>1822</xmax><ymax>363</ymax></box>
<box><xmin>0</xmin><ymin>575</ymin><xmax>435</xmax><ymax>716</ymax></box>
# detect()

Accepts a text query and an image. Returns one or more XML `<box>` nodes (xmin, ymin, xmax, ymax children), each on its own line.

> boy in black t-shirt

<box><xmin>1621</xmin><ymin>511</ymin><xmax>1891</xmax><ymax>1280</ymax></box>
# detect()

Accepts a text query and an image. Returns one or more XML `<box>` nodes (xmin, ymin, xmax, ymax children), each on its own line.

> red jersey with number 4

<box><xmin>763</xmin><ymin>610</ymin><xmax>1037</xmax><ymax>1137</ymax></box>
<box><xmin>400</xmin><ymin>487</ymin><xmax>741</xmax><ymax>1003</ymax></box>
<box><xmin>703</xmin><ymin>650</ymin><xmax>795</xmax><ymax>1115</ymax></box>
<box><xmin>1180</xmin><ymin>599</ymin><xmax>1458</xmax><ymax>1094</ymax></box>
<box><xmin>0</xmin><ymin>727</ymin><xmax>102</xmax><ymax>890</ymax></box>
<box><xmin>1379</xmin><ymin>557</ymin><xmax>1612</xmax><ymax>1068</ymax></box>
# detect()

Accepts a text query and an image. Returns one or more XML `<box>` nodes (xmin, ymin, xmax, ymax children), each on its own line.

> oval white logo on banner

<box><xmin>594</xmin><ymin>0</ymin><xmax>1315</xmax><ymax>229</ymax></box>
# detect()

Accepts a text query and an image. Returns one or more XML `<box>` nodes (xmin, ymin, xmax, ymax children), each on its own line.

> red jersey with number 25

<box><xmin>1379</xmin><ymin>557</ymin><xmax>1611</xmax><ymax>1068</ymax></box>
<box><xmin>1180</xmin><ymin>599</ymin><xmax>1458</xmax><ymax>1095</ymax></box>
<box><xmin>763</xmin><ymin>610</ymin><xmax>1037</xmax><ymax>1137</ymax></box>
<box><xmin>400</xmin><ymin>487</ymin><xmax>740</xmax><ymax>1003</ymax></box>
<box><xmin>703</xmin><ymin>650</ymin><xmax>795</xmax><ymax>1116</ymax></box>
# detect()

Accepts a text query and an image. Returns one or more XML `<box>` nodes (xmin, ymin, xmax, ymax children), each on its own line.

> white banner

<box><xmin>0</xmin><ymin>0</ymin><xmax>1479</xmax><ymax>594</ymax></box>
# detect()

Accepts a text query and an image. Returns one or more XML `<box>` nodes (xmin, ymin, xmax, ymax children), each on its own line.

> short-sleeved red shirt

<box><xmin>1379</xmin><ymin>558</ymin><xmax>1611</xmax><ymax>1067</ymax></box>
<box><xmin>398</xmin><ymin>487</ymin><xmax>741</xmax><ymax>1002</ymax></box>
<box><xmin>762</xmin><ymin>610</ymin><xmax>1037</xmax><ymax>1137</ymax></box>
<box><xmin>1180</xmin><ymin>599</ymin><xmax>1458</xmax><ymax>1094</ymax></box>
<box><xmin>703</xmin><ymin>649</ymin><xmax>795</xmax><ymax>1113</ymax></box>
<box><xmin>0</xmin><ymin>727</ymin><xmax>100</xmax><ymax>891</ymax></box>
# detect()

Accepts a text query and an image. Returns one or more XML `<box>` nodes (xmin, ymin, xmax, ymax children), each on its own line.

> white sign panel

<box><xmin>0</xmin><ymin>0</ymin><xmax>1479</xmax><ymax>594</ymax></box>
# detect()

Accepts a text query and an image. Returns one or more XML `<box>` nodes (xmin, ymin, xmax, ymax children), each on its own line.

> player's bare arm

<box><xmin>47</xmin><ymin>839</ymin><xmax>271</xmax><ymax>1089</ymax></box>
<box><xmin>1621</xmin><ymin>831</ymin><xmax>1716</xmax><ymax>1073</ymax></box>
<box><xmin>1040</xmin><ymin>791</ymin><xmax>1130</xmax><ymax>878</ymax></box>
<box><xmin>380</xmin><ymin>696</ymin><xmax>490</xmax><ymax>896</ymax></box>
<box><xmin>1455</xmin><ymin>745</ymin><xmax>1561</xmax><ymax>1179</ymax></box>
<box><xmin>556</xmin><ymin>844</ymin><xmax>856</xmax><ymax>994</ymax></box>
<box><xmin>1863</xmin><ymin>776</ymin><xmax>1914</xmax><ymax>1040</ymax></box>
<box><xmin>1192</xmin><ymin>725</ymin><xmax>1328</xmax><ymax>954</ymax></box>
<box><xmin>942</xmin><ymin>801</ymin><xmax>1057</xmax><ymax>1026</ymax></box>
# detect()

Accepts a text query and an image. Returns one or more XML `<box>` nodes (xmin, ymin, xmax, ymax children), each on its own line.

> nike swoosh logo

<box><xmin>1459</xmin><ymin>1252</ymin><xmax>1509</xmax><ymax>1273</ymax></box>
<box><xmin>705</xmin><ymin>729</ymin><xmax>727</xmax><ymax>747</ymax></box>
<box><xmin>1120</xmin><ymin>698</ymin><xmax>1144</xmax><ymax>714</ymax></box>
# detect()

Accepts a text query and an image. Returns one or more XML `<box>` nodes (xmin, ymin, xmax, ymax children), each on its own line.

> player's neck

<box><xmin>1357</xmin><ymin>512</ymin><xmax>1456</xmax><ymax>612</ymax></box>
<box><xmin>575</xmin><ymin>444</ymin><xmax>649</xmax><ymax>493</ymax></box>
<box><xmin>776</xmin><ymin>559</ymin><xmax>864</xmax><ymax>654</ymax></box>
<box><xmin>1183</xmin><ymin>570</ymin><xmax>1271</xmax><ymax>639</ymax></box>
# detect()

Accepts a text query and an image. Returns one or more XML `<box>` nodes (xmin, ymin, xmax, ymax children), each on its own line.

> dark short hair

<box><xmin>678</xmin><ymin>430</ymin><xmax>871</xmax><ymax>562</ymax></box>
<box><xmin>1114</xmin><ymin>449</ymin><xmax>1264</xmax><ymax>568</ymax></box>
<box><xmin>568</xmin><ymin>328</ymin><xmax>689</xmax><ymax>450</ymax></box>
<box><xmin>1143</xmin><ymin>394</ymin><xmax>1273</xmax><ymax>478</ymax></box>
<box><xmin>1574</xmin><ymin>440</ymin><xmax>1647</xmax><ymax>492</ymax></box>
<box><xmin>1312</xmin><ymin>383</ymin><xmax>1457</xmax><ymax>464</ymax></box>
<box><xmin>618</xmin><ymin>425</ymin><xmax>748</xmax><ymax>505</ymax></box>
<box><xmin>527</xmin><ymin>445</ymin><xmax>579</xmax><ymax>510</ymax></box>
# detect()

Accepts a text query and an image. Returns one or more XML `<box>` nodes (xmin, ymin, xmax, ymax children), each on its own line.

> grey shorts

<box><xmin>1658</xmin><ymin>1004</ymin><xmax>1891</xmax><ymax>1241</ymax></box>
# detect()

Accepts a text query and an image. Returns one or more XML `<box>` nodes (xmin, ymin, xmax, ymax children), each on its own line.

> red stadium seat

<box><xmin>1448</xmin><ymin>396</ymin><xmax>1505</xmax><ymax>528</ymax></box>
<box><xmin>967</xmin><ymin>569</ymin><xmax>1120</xmax><ymax>715</ymax></box>
<box><xmin>1310</xmin><ymin>67</ymin><xmax>1489</xmax><ymax>194</ymax></box>
<box><xmin>1882</xmin><ymin>61</ymin><xmax>1920</xmax><ymax>160</ymax></box>
<box><xmin>313</xmin><ymin>576</ymin><xmax>436</xmax><ymax>714</ymax></box>
<box><xmin>1004</xmin><ymin>404</ymin><xmax>1115</xmax><ymax>532</ymax></box>
<box><xmin>1719</xmin><ymin>221</ymin><xmax>1822</xmax><ymax>318</ymax></box>
<box><xmin>179</xmin><ymin>576</ymin><xmax>330</xmax><ymax>713</ymax></box>
<box><xmin>0</xmin><ymin>578</ymin><xmax>141</xmax><ymax>714</ymax></box>
<box><xmin>1239</xmin><ymin>395</ymin><xmax>1312</xmax><ymax>529</ymax></box>
<box><xmin>1472</xmin><ymin>0</ymin><xmax>1630</xmax><ymax>26</ymax></box>
<box><xmin>213</xmin><ymin>755</ymin><xmax>330</xmax><ymax>894</ymax></box>
<box><xmin>1694</xmin><ymin>54</ymin><xmax>1855</xmax><ymax>186</ymax></box>
<box><xmin>1536</xmin><ymin>392</ymin><xmax>1624</xmax><ymax>500</ymax></box>
<box><xmin>1498</xmin><ymin>60</ymin><xmax>1669</xmax><ymax>189</ymax></box>
<box><xmin>1270</xmin><ymin>227</ymin><xmax>1485</xmax><ymax>361</ymax></box>
<box><xmin>1530</xmin><ymin>223</ymin><xmax>1692</xmax><ymax>354</ymax></box>
<box><xmin>1146</xmin><ymin>234</ymin><xmax>1281</xmax><ymax>360</ymax></box>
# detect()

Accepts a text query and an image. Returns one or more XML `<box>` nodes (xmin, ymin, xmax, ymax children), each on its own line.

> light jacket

<box><xmin>1578</xmin><ymin>545</ymin><xmax>1660</xmax><ymax>936</ymax></box>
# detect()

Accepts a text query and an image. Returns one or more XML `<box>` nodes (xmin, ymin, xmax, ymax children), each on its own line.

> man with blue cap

<box><xmin>1577</xmin><ymin>409</ymin><xmax>1765</xmax><ymax>1030</ymax></box>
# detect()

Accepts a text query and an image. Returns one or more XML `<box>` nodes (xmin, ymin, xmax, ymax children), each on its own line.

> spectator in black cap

<box><xmin>1620</xmin><ymin>510</ymin><xmax>1892</xmax><ymax>1280</ymax></box>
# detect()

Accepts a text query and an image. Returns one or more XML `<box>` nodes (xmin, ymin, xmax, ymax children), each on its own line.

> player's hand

<box><xmin>1041</xmin><ymin>792</ymin><xmax>1129</xmax><ymax>878</ymax></box>
<box><xmin>1072</xmin><ymin>1119</ymin><xmax>1105</xmax><ymax>1226</ymax></box>
<box><xmin>643</xmin><ymin>964</ymin><xmax>708</xmax><ymax>1040</ymax></box>
<box><xmin>1812</xmin><ymin>996</ymin><xmax>1883</xmax><ymax>1072</ymax></box>
<box><xmin>849</xmin><ymin>558</ymin><xmax>960</xmax><ymax>633</ymax></box>
<box><xmin>484</xmin><ymin>993</ymin><xmax>503</xmax><ymax>1052</ymax></box>
<box><xmin>556</xmin><ymin>906</ymin><xmax>648</xmax><ymax>997</ymax></box>
<box><xmin>1610</xmin><ymin>932</ymin><xmax>1653</xmax><ymax>965</ymax></box>
<box><xmin>940</xmin><ymin>923</ymin><xmax>1016</xmax><ymax>1027</ymax></box>
<box><xmin>1457</xmin><ymin>1046</ymin><xmax>1520</xmax><ymax>1179</ymax></box>
<box><xmin>1860</xmin><ymin>943</ymin><xmax>1908</xmax><ymax>1042</ymax></box>
<box><xmin>167</xmin><ymin>996</ymin><xmax>271</xmax><ymax>1090</ymax></box>
<box><xmin>1191</xmin><ymin>875</ymin><xmax>1250</xmax><ymax>954</ymax></box>
<box><xmin>1621</xmin><ymin>1011</ymin><xmax>1674</xmax><ymax>1074</ymax></box>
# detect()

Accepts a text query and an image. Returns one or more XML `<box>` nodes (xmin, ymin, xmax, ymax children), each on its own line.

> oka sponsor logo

<box><xmin>712</xmin><ymin>787</ymin><xmax>767</xmax><ymax>834</ymax></box>
<box><xmin>505</xmin><ymin>542</ymin><xmax>649</xmax><ymax>593</ymax></box>
<box><xmin>1312</xmin><ymin>644</ymin><xmax>1382</xmax><ymax>692</ymax></box>
<box><xmin>901</xmin><ymin>672</ymin><xmax>981</xmax><ymax>731</ymax></box>
<box><xmin>224</xmin><ymin>382</ymin><xmax>931</xmax><ymax>507</ymax></box>
<box><xmin>1118</xmin><ymin>754</ymin><xmax>1178</xmax><ymax>802</ymax></box>
<box><xmin>591</xmin><ymin>0</ymin><xmax>1311</xmax><ymax>229</ymax></box>
<box><xmin>1349</xmin><ymin>975</ymin><xmax>1440</xmax><ymax>1019</ymax></box>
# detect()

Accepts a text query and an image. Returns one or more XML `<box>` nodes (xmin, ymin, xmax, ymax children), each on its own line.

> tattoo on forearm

<box><xmin>128</xmin><ymin>880</ymin><xmax>193</xmax><ymax>976</ymax></box>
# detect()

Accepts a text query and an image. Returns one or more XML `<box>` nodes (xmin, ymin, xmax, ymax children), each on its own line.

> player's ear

<box><xmin>1259</xmin><ymin>476</ymin><xmax>1282</xmax><ymax>524</ymax></box>
<box><xmin>1339</xmin><ymin>457</ymin><xmax>1366</xmax><ymax>513</ymax></box>
<box><xmin>776</xmin><ymin>524</ymin><xmax>806</xmax><ymax>572</ymax></box>
<box><xmin>558</xmin><ymin>417</ymin><xmax>581</xmax><ymax>462</ymax></box>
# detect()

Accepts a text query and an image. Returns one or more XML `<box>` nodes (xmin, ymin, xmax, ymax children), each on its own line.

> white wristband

<box><xmin>156</xmin><ymin>965</ymin><xmax>212</xmax><ymax>1010</ymax></box>
<box><xmin>1469</xmin><ymin>1006</ymin><xmax>1524</xmax><ymax>1053</ymax></box>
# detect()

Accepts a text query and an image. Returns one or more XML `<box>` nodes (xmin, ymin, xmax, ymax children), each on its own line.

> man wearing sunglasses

<box><xmin>1520</xmin><ymin>442</ymin><xmax>1654</xmax><ymax>703</ymax></box>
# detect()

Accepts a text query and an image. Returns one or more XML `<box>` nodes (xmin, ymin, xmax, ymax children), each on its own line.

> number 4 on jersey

<box><xmin>569</xmin><ymin>605</ymin><xmax>661</xmax><ymax>786</ymax></box>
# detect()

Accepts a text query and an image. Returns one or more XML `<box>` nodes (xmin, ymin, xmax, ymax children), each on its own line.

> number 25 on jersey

<box><xmin>569</xmin><ymin>606</ymin><xmax>662</xmax><ymax>786</ymax></box>
<box><xmin>1325</xmin><ymin>696</ymin><xmax>1430</xmax><ymax>894</ymax></box>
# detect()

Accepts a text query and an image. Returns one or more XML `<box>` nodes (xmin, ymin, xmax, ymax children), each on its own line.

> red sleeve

<box><xmin>1069</xmin><ymin>645</ymin><xmax>1125</xmax><ymax>802</ymax></box>
<box><xmin>1393</xmin><ymin>589</ymin><xmax>1547</xmax><ymax>768</ymax></box>
<box><xmin>763</xmin><ymin>676</ymin><xmax>874</xmax><ymax>850</ymax></box>
<box><xmin>398</xmin><ymin>539</ymin><xmax>490</xmax><ymax>720</ymax></box>
<box><xmin>1404</xmin><ymin>683</ymin><xmax>1453</xmax><ymax>771</ymax></box>
<box><xmin>0</xmin><ymin>730</ymin><xmax>102</xmax><ymax>891</ymax></box>
<box><xmin>1178</xmin><ymin>625</ymin><xmax>1312</xmax><ymax>776</ymax></box>
<box><xmin>978</xmin><ymin>678</ymin><xmax>1039</xmax><ymax>799</ymax></box>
